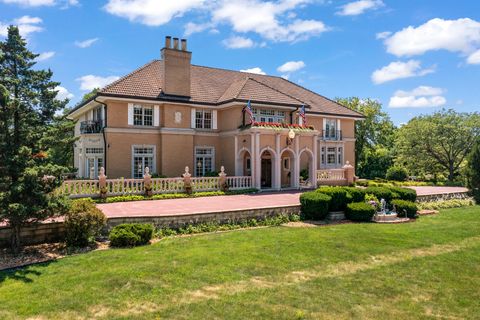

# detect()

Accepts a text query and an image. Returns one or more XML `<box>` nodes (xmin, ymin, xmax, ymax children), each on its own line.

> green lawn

<box><xmin>1</xmin><ymin>207</ymin><xmax>480</xmax><ymax>319</ymax></box>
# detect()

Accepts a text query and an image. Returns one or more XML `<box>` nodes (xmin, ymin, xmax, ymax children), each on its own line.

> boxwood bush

<box><xmin>391</xmin><ymin>199</ymin><xmax>418</xmax><ymax>219</ymax></box>
<box><xmin>343</xmin><ymin>187</ymin><xmax>366</xmax><ymax>203</ymax></box>
<box><xmin>109</xmin><ymin>223</ymin><xmax>154</xmax><ymax>247</ymax></box>
<box><xmin>300</xmin><ymin>191</ymin><xmax>331</xmax><ymax>220</ymax></box>
<box><xmin>364</xmin><ymin>186</ymin><xmax>394</xmax><ymax>202</ymax></box>
<box><xmin>64</xmin><ymin>199</ymin><xmax>107</xmax><ymax>247</ymax></box>
<box><xmin>346</xmin><ymin>202</ymin><xmax>376</xmax><ymax>222</ymax></box>
<box><xmin>386</xmin><ymin>166</ymin><xmax>408</xmax><ymax>181</ymax></box>
<box><xmin>316</xmin><ymin>187</ymin><xmax>348</xmax><ymax>211</ymax></box>
<box><xmin>389</xmin><ymin>186</ymin><xmax>417</xmax><ymax>202</ymax></box>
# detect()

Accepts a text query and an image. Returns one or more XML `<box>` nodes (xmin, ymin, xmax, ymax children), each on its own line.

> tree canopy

<box><xmin>395</xmin><ymin>109</ymin><xmax>480</xmax><ymax>181</ymax></box>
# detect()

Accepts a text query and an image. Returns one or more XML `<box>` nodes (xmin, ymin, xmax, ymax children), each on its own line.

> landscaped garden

<box><xmin>1</xmin><ymin>206</ymin><xmax>479</xmax><ymax>319</ymax></box>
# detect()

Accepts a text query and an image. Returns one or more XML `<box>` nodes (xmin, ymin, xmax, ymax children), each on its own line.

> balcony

<box><xmin>80</xmin><ymin>120</ymin><xmax>104</xmax><ymax>134</ymax></box>
<box><xmin>322</xmin><ymin>130</ymin><xmax>342</xmax><ymax>141</ymax></box>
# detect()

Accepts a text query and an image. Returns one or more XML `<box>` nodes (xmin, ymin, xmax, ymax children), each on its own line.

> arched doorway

<box><xmin>236</xmin><ymin>148</ymin><xmax>252</xmax><ymax>176</ymax></box>
<box><xmin>260</xmin><ymin>150</ymin><xmax>274</xmax><ymax>189</ymax></box>
<box><xmin>299</xmin><ymin>148</ymin><xmax>315</xmax><ymax>188</ymax></box>
<box><xmin>280</xmin><ymin>149</ymin><xmax>296</xmax><ymax>188</ymax></box>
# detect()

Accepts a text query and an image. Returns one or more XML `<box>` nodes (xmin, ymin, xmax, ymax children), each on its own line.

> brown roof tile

<box><xmin>97</xmin><ymin>60</ymin><xmax>364</xmax><ymax>118</ymax></box>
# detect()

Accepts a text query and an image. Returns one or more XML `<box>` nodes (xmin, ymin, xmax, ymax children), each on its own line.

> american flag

<box><xmin>299</xmin><ymin>105</ymin><xmax>307</xmax><ymax>125</ymax></box>
<box><xmin>245</xmin><ymin>100</ymin><xmax>254</xmax><ymax>124</ymax></box>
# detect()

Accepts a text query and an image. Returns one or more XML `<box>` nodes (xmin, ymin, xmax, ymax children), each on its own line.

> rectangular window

<box><xmin>325</xmin><ymin>119</ymin><xmax>337</xmax><ymax>138</ymax></box>
<box><xmin>321</xmin><ymin>147</ymin><xmax>326</xmax><ymax>165</ymax></box>
<box><xmin>133</xmin><ymin>105</ymin><xmax>153</xmax><ymax>126</ymax></box>
<box><xmin>132</xmin><ymin>146</ymin><xmax>155</xmax><ymax>178</ymax></box>
<box><xmin>338</xmin><ymin>147</ymin><xmax>343</xmax><ymax>165</ymax></box>
<box><xmin>283</xmin><ymin>157</ymin><xmax>290</xmax><ymax>170</ymax></box>
<box><xmin>195</xmin><ymin>147</ymin><xmax>214</xmax><ymax>176</ymax></box>
<box><xmin>252</xmin><ymin>108</ymin><xmax>286</xmax><ymax>123</ymax></box>
<box><xmin>195</xmin><ymin>110</ymin><xmax>212</xmax><ymax>129</ymax></box>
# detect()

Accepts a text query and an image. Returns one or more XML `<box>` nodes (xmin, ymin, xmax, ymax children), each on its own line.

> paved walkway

<box><xmin>97</xmin><ymin>186</ymin><xmax>469</xmax><ymax>219</ymax></box>
<box><xmin>97</xmin><ymin>191</ymin><xmax>303</xmax><ymax>218</ymax></box>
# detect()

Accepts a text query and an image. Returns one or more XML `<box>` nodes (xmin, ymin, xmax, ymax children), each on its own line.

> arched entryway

<box><xmin>236</xmin><ymin>148</ymin><xmax>252</xmax><ymax>176</ymax></box>
<box><xmin>280</xmin><ymin>148</ymin><xmax>296</xmax><ymax>188</ymax></box>
<box><xmin>299</xmin><ymin>148</ymin><xmax>315</xmax><ymax>188</ymax></box>
<box><xmin>260</xmin><ymin>149</ymin><xmax>274</xmax><ymax>189</ymax></box>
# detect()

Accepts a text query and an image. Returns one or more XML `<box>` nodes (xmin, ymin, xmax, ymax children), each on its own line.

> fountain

<box><xmin>373</xmin><ymin>198</ymin><xmax>400</xmax><ymax>222</ymax></box>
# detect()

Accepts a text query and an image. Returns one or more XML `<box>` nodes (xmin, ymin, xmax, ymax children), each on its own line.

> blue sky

<box><xmin>1</xmin><ymin>0</ymin><xmax>479</xmax><ymax>125</ymax></box>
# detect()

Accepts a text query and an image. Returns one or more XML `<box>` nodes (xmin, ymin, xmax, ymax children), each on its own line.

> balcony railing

<box><xmin>322</xmin><ymin>130</ymin><xmax>342</xmax><ymax>141</ymax></box>
<box><xmin>80</xmin><ymin>120</ymin><xmax>104</xmax><ymax>134</ymax></box>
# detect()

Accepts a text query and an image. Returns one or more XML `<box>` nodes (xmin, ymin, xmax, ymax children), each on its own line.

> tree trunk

<box><xmin>448</xmin><ymin>162</ymin><xmax>455</xmax><ymax>182</ymax></box>
<box><xmin>11</xmin><ymin>224</ymin><xmax>22</xmax><ymax>255</ymax></box>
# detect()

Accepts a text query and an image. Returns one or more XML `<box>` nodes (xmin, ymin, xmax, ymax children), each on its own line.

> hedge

<box><xmin>364</xmin><ymin>186</ymin><xmax>394</xmax><ymax>202</ymax></box>
<box><xmin>64</xmin><ymin>199</ymin><xmax>107</xmax><ymax>247</ymax></box>
<box><xmin>109</xmin><ymin>223</ymin><xmax>154</xmax><ymax>247</ymax></box>
<box><xmin>316</xmin><ymin>187</ymin><xmax>348</xmax><ymax>211</ymax></box>
<box><xmin>300</xmin><ymin>191</ymin><xmax>331</xmax><ymax>220</ymax></box>
<box><xmin>343</xmin><ymin>187</ymin><xmax>367</xmax><ymax>203</ymax></box>
<box><xmin>346</xmin><ymin>202</ymin><xmax>376</xmax><ymax>222</ymax></box>
<box><xmin>389</xmin><ymin>186</ymin><xmax>417</xmax><ymax>202</ymax></box>
<box><xmin>391</xmin><ymin>199</ymin><xmax>418</xmax><ymax>219</ymax></box>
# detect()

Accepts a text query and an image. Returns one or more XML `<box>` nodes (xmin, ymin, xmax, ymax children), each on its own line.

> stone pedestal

<box><xmin>183</xmin><ymin>166</ymin><xmax>192</xmax><ymax>195</ymax></box>
<box><xmin>143</xmin><ymin>167</ymin><xmax>152</xmax><ymax>197</ymax></box>
<box><xmin>343</xmin><ymin>161</ymin><xmax>355</xmax><ymax>185</ymax></box>
<box><xmin>98</xmin><ymin>167</ymin><xmax>107</xmax><ymax>198</ymax></box>
<box><xmin>218</xmin><ymin>166</ymin><xmax>228</xmax><ymax>192</ymax></box>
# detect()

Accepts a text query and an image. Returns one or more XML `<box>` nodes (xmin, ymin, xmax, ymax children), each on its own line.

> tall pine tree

<box><xmin>0</xmin><ymin>26</ymin><xmax>69</xmax><ymax>253</ymax></box>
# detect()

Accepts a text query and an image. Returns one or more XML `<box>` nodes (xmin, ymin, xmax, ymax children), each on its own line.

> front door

<box><xmin>261</xmin><ymin>158</ymin><xmax>272</xmax><ymax>188</ymax></box>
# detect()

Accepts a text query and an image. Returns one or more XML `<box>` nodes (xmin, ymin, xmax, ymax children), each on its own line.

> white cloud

<box><xmin>76</xmin><ymin>75</ymin><xmax>120</xmax><ymax>91</ymax></box>
<box><xmin>1</xmin><ymin>0</ymin><xmax>55</xmax><ymax>6</ymax></box>
<box><xmin>337</xmin><ymin>0</ymin><xmax>384</xmax><ymax>16</ymax></box>
<box><xmin>0</xmin><ymin>15</ymin><xmax>44</xmax><ymax>38</ymax></box>
<box><xmin>222</xmin><ymin>36</ymin><xmax>255</xmax><ymax>49</ymax></box>
<box><xmin>240</xmin><ymin>67</ymin><xmax>266</xmax><ymax>75</ymax></box>
<box><xmin>389</xmin><ymin>86</ymin><xmax>446</xmax><ymax>108</ymax></box>
<box><xmin>376</xmin><ymin>31</ymin><xmax>391</xmax><ymax>39</ymax></box>
<box><xmin>54</xmin><ymin>86</ymin><xmax>74</xmax><ymax>100</ymax></box>
<box><xmin>371</xmin><ymin>60</ymin><xmax>435</xmax><ymax>84</ymax></box>
<box><xmin>184</xmin><ymin>22</ymin><xmax>213</xmax><ymax>36</ymax></box>
<box><xmin>36</xmin><ymin>51</ymin><xmax>55</xmax><ymax>62</ymax></box>
<box><xmin>383</xmin><ymin>18</ymin><xmax>480</xmax><ymax>63</ymax></box>
<box><xmin>104</xmin><ymin>0</ymin><xmax>205</xmax><ymax>26</ymax></box>
<box><xmin>277</xmin><ymin>60</ymin><xmax>305</xmax><ymax>73</ymax></box>
<box><xmin>467</xmin><ymin>49</ymin><xmax>480</xmax><ymax>64</ymax></box>
<box><xmin>74</xmin><ymin>38</ymin><xmax>99</xmax><ymax>48</ymax></box>
<box><xmin>212</xmin><ymin>0</ymin><xmax>328</xmax><ymax>42</ymax></box>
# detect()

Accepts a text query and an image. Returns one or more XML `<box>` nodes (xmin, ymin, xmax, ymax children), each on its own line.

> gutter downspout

<box><xmin>290</xmin><ymin>106</ymin><xmax>299</xmax><ymax>124</ymax></box>
<box><xmin>94</xmin><ymin>97</ymin><xmax>108</xmax><ymax>174</ymax></box>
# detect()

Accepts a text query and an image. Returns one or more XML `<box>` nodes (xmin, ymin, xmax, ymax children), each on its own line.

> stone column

<box><xmin>218</xmin><ymin>166</ymin><xmax>227</xmax><ymax>191</ymax></box>
<box><xmin>98</xmin><ymin>167</ymin><xmax>107</xmax><ymax>198</ymax></box>
<box><xmin>274</xmin><ymin>133</ymin><xmax>281</xmax><ymax>190</ymax></box>
<box><xmin>250</xmin><ymin>132</ymin><xmax>256</xmax><ymax>188</ymax></box>
<box><xmin>183</xmin><ymin>166</ymin><xmax>192</xmax><ymax>194</ymax></box>
<box><xmin>293</xmin><ymin>135</ymin><xmax>300</xmax><ymax>188</ymax></box>
<box><xmin>234</xmin><ymin>135</ymin><xmax>239</xmax><ymax>176</ymax></box>
<box><xmin>143</xmin><ymin>167</ymin><xmax>152</xmax><ymax>196</ymax></box>
<box><xmin>255</xmin><ymin>132</ymin><xmax>261</xmax><ymax>189</ymax></box>
<box><xmin>343</xmin><ymin>161</ymin><xmax>355</xmax><ymax>186</ymax></box>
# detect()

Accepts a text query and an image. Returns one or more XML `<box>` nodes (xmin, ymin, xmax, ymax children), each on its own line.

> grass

<box><xmin>1</xmin><ymin>206</ymin><xmax>480</xmax><ymax>319</ymax></box>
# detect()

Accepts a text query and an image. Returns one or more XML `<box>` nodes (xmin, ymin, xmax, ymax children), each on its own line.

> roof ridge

<box><xmin>278</xmin><ymin>77</ymin><xmax>364</xmax><ymax>117</ymax></box>
<box><xmin>246</xmin><ymin>77</ymin><xmax>307</xmax><ymax>106</ymax></box>
<box><xmin>216</xmin><ymin>76</ymin><xmax>250</xmax><ymax>103</ymax></box>
<box><xmin>232</xmin><ymin>76</ymin><xmax>250</xmax><ymax>99</ymax></box>
<box><xmin>101</xmin><ymin>59</ymin><xmax>160</xmax><ymax>92</ymax></box>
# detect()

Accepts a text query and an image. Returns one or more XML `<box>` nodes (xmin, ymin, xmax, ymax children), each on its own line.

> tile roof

<box><xmin>96</xmin><ymin>60</ymin><xmax>364</xmax><ymax>118</ymax></box>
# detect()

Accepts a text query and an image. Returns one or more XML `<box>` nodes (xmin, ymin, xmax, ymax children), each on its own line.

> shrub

<box><xmin>346</xmin><ymin>202</ymin><xmax>375</xmax><ymax>222</ymax></box>
<box><xmin>64</xmin><ymin>199</ymin><xmax>107</xmax><ymax>247</ymax></box>
<box><xmin>389</xmin><ymin>186</ymin><xmax>417</xmax><ymax>202</ymax></box>
<box><xmin>343</xmin><ymin>187</ymin><xmax>366</xmax><ymax>203</ymax></box>
<box><xmin>364</xmin><ymin>186</ymin><xmax>394</xmax><ymax>202</ymax></box>
<box><xmin>386</xmin><ymin>166</ymin><xmax>408</xmax><ymax>181</ymax></box>
<box><xmin>391</xmin><ymin>199</ymin><xmax>418</xmax><ymax>219</ymax></box>
<box><xmin>300</xmin><ymin>191</ymin><xmax>331</xmax><ymax>220</ymax></box>
<box><xmin>109</xmin><ymin>223</ymin><xmax>154</xmax><ymax>247</ymax></box>
<box><xmin>316</xmin><ymin>187</ymin><xmax>348</xmax><ymax>211</ymax></box>
<box><xmin>417</xmin><ymin>198</ymin><xmax>475</xmax><ymax>210</ymax></box>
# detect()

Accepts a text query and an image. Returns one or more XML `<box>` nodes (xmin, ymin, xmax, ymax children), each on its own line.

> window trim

<box><xmin>194</xmin><ymin>146</ymin><xmax>215</xmax><ymax>176</ymax></box>
<box><xmin>133</xmin><ymin>104</ymin><xmax>154</xmax><ymax>127</ymax></box>
<box><xmin>131</xmin><ymin>145</ymin><xmax>156</xmax><ymax>178</ymax></box>
<box><xmin>195</xmin><ymin>109</ymin><xmax>213</xmax><ymax>129</ymax></box>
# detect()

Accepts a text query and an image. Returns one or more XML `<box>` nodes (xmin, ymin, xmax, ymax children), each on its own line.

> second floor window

<box><xmin>195</xmin><ymin>110</ymin><xmax>212</xmax><ymax>129</ymax></box>
<box><xmin>134</xmin><ymin>105</ymin><xmax>153</xmax><ymax>126</ymax></box>
<box><xmin>325</xmin><ymin>119</ymin><xmax>337</xmax><ymax>138</ymax></box>
<box><xmin>252</xmin><ymin>108</ymin><xmax>285</xmax><ymax>123</ymax></box>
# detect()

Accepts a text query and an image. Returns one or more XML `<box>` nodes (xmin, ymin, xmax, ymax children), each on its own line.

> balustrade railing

<box><xmin>316</xmin><ymin>169</ymin><xmax>346</xmax><ymax>181</ymax></box>
<box><xmin>191</xmin><ymin>177</ymin><xmax>220</xmax><ymax>191</ymax></box>
<box><xmin>227</xmin><ymin>176</ymin><xmax>252</xmax><ymax>190</ymax></box>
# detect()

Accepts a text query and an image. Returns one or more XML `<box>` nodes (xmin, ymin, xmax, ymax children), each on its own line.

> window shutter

<box><xmin>337</xmin><ymin>119</ymin><xmax>341</xmax><ymax>130</ymax></box>
<box><xmin>153</xmin><ymin>105</ymin><xmax>160</xmax><ymax>127</ymax></box>
<box><xmin>191</xmin><ymin>108</ymin><xmax>196</xmax><ymax>128</ymax></box>
<box><xmin>128</xmin><ymin>103</ymin><xmax>134</xmax><ymax>125</ymax></box>
<box><xmin>212</xmin><ymin>110</ymin><xmax>218</xmax><ymax>130</ymax></box>
<box><xmin>322</xmin><ymin>118</ymin><xmax>326</xmax><ymax>132</ymax></box>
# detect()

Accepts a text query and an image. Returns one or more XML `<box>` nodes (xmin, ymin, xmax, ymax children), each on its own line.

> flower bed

<box><xmin>242</xmin><ymin>121</ymin><xmax>315</xmax><ymax>131</ymax></box>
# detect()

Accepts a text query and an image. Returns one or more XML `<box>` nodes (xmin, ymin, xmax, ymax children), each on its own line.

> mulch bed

<box><xmin>417</xmin><ymin>209</ymin><xmax>440</xmax><ymax>216</ymax></box>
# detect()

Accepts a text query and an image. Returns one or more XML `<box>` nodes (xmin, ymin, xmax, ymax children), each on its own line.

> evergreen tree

<box><xmin>0</xmin><ymin>26</ymin><xmax>69</xmax><ymax>253</ymax></box>
<box><xmin>467</xmin><ymin>138</ymin><xmax>480</xmax><ymax>203</ymax></box>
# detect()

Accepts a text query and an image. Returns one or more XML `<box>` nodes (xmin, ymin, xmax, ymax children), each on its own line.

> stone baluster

<box><xmin>98</xmin><ymin>167</ymin><xmax>107</xmax><ymax>198</ymax></box>
<box><xmin>144</xmin><ymin>167</ymin><xmax>152</xmax><ymax>196</ymax></box>
<box><xmin>218</xmin><ymin>166</ymin><xmax>228</xmax><ymax>192</ymax></box>
<box><xmin>183</xmin><ymin>166</ymin><xmax>192</xmax><ymax>194</ymax></box>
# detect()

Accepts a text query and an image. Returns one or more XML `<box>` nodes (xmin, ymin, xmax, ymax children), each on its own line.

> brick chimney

<box><xmin>161</xmin><ymin>36</ymin><xmax>192</xmax><ymax>97</ymax></box>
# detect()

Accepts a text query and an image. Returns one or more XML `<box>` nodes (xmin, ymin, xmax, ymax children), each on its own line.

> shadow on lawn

<box><xmin>0</xmin><ymin>260</ymin><xmax>57</xmax><ymax>283</ymax></box>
